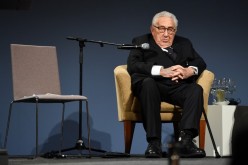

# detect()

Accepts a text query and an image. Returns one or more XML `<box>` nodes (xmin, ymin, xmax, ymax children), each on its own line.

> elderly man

<box><xmin>127</xmin><ymin>11</ymin><xmax>206</xmax><ymax>158</ymax></box>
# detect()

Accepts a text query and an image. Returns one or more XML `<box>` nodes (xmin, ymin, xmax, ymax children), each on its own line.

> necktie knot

<box><xmin>166</xmin><ymin>47</ymin><xmax>173</xmax><ymax>54</ymax></box>
<box><xmin>164</xmin><ymin>47</ymin><xmax>177</xmax><ymax>61</ymax></box>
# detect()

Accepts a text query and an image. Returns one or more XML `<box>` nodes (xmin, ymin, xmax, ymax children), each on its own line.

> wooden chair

<box><xmin>114</xmin><ymin>65</ymin><xmax>214</xmax><ymax>153</ymax></box>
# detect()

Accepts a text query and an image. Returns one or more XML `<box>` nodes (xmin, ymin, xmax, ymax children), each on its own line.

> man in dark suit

<box><xmin>127</xmin><ymin>11</ymin><xmax>206</xmax><ymax>158</ymax></box>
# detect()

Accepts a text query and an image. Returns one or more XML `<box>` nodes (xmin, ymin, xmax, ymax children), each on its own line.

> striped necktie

<box><xmin>165</xmin><ymin>47</ymin><xmax>177</xmax><ymax>61</ymax></box>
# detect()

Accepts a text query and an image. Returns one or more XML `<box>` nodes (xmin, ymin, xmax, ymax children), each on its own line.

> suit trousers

<box><xmin>133</xmin><ymin>77</ymin><xmax>204</xmax><ymax>141</ymax></box>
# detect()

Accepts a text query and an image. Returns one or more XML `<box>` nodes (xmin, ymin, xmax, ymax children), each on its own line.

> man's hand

<box><xmin>160</xmin><ymin>65</ymin><xmax>195</xmax><ymax>82</ymax></box>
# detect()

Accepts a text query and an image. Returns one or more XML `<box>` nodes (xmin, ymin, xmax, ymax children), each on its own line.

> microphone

<box><xmin>117</xmin><ymin>43</ymin><xmax>150</xmax><ymax>50</ymax></box>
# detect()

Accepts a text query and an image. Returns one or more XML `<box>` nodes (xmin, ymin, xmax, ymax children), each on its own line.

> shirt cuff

<box><xmin>189</xmin><ymin>66</ymin><xmax>198</xmax><ymax>75</ymax></box>
<box><xmin>151</xmin><ymin>65</ymin><xmax>163</xmax><ymax>75</ymax></box>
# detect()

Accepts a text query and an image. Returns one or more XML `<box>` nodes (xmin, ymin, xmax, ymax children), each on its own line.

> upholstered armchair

<box><xmin>114</xmin><ymin>65</ymin><xmax>214</xmax><ymax>154</ymax></box>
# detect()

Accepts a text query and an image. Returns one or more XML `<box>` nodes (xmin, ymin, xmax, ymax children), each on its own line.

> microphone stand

<box><xmin>44</xmin><ymin>37</ymin><xmax>124</xmax><ymax>159</ymax></box>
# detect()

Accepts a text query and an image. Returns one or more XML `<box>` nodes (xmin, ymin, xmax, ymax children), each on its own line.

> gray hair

<box><xmin>152</xmin><ymin>11</ymin><xmax>178</xmax><ymax>27</ymax></box>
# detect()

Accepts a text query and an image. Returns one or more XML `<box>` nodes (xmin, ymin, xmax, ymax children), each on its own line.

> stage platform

<box><xmin>8</xmin><ymin>155</ymin><xmax>231</xmax><ymax>165</ymax></box>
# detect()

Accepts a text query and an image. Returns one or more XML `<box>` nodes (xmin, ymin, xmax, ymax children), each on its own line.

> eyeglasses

<box><xmin>153</xmin><ymin>25</ymin><xmax>176</xmax><ymax>34</ymax></box>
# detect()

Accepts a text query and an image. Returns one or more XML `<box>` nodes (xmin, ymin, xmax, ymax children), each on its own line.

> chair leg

<box><xmin>4</xmin><ymin>102</ymin><xmax>14</xmax><ymax>149</ymax></box>
<box><xmin>124</xmin><ymin>121</ymin><xmax>135</xmax><ymax>154</ymax></box>
<box><xmin>35</xmin><ymin>100</ymin><xmax>39</xmax><ymax>158</ymax></box>
<box><xmin>60</xmin><ymin>103</ymin><xmax>65</xmax><ymax>154</ymax></box>
<box><xmin>199</xmin><ymin>120</ymin><xmax>206</xmax><ymax>149</ymax></box>
<box><xmin>85</xmin><ymin>100</ymin><xmax>91</xmax><ymax>153</ymax></box>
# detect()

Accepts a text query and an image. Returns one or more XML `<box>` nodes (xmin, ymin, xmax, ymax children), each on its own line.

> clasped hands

<box><xmin>160</xmin><ymin>65</ymin><xmax>195</xmax><ymax>82</ymax></box>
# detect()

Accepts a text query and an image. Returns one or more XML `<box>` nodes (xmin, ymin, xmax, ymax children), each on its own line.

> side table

<box><xmin>205</xmin><ymin>105</ymin><xmax>236</xmax><ymax>157</ymax></box>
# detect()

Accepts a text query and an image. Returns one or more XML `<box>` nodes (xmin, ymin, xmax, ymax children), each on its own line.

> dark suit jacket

<box><xmin>127</xmin><ymin>33</ymin><xmax>207</xmax><ymax>90</ymax></box>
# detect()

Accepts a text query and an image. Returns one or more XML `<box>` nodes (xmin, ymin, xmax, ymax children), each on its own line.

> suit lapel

<box><xmin>172</xmin><ymin>39</ymin><xmax>182</xmax><ymax>62</ymax></box>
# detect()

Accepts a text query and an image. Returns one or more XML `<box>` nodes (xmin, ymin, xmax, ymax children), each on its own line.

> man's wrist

<box><xmin>189</xmin><ymin>66</ymin><xmax>198</xmax><ymax>75</ymax></box>
<box><xmin>151</xmin><ymin>65</ymin><xmax>164</xmax><ymax>75</ymax></box>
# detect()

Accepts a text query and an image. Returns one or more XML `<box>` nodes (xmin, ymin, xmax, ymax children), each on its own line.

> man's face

<box><xmin>150</xmin><ymin>16</ymin><xmax>177</xmax><ymax>48</ymax></box>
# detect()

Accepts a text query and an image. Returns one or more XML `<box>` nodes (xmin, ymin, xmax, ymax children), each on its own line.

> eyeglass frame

<box><xmin>153</xmin><ymin>25</ymin><xmax>176</xmax><ymax>34</ymax></box>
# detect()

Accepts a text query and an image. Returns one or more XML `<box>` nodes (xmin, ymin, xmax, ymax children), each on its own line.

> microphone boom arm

<box><xmin>66</xmin><ymin>36</ymin><xmax>122</xmax><ymax>47</ymax></box>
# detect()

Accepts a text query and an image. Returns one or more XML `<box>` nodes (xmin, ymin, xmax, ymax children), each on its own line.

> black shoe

<box><xmin>145</xmin><ymin>141</ymin><xmax>162</xmax><ymax>158</ymax></box>
<box><xmin>178</xmin><ymin>139</ymin><xmax>206</xmax><ymax>158</ymax></box>
<box><xmin>177</xmin><ymin>131</ymin><xmax>206</xmax><ymax>158</ymax></box>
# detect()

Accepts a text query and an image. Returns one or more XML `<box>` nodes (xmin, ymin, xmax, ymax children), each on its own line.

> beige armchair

<box><xmin>114</xmin><ymin>65</ymin><xmax>214</xmax><ymax>154</ymax></box>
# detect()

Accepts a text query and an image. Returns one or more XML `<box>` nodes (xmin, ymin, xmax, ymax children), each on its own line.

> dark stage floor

<box><xmin>7</xmin><ymin>155</ymin><xmax>232</xmax><ymax>165</ymax></box>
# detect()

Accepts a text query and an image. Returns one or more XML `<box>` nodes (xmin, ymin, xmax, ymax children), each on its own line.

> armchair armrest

<box><xmin>197</xmin><ymin>70</ymin><xmax>215</xmax><ymax>116</ymax></box>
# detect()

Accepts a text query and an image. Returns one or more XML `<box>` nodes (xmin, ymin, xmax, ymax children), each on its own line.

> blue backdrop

<box><xmin>0</xmin><ymin>0</ymin><xmax>248</xmax><ymax>156</ymax></box>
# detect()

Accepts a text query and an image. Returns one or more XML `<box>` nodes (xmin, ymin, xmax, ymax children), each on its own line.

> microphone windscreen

<box><xmin>141</xmin><ymin>43</ymin><xmax>150</xmax><ymax>49</ymax></box>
